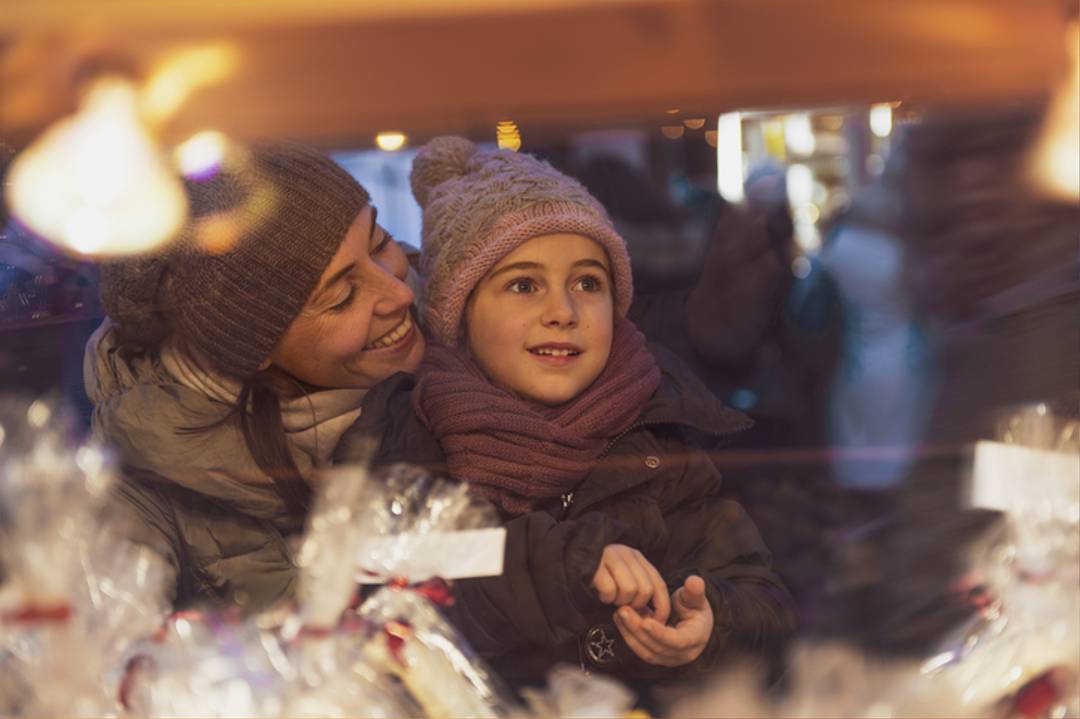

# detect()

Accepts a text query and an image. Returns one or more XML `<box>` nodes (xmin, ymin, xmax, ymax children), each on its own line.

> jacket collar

<box><xmin>630</xmin><ymin>343</ymin><xmax>752</xmax><ymax>440</ymax></box>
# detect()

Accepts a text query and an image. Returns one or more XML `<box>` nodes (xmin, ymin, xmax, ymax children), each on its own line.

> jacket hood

<box><xmin>83</xmin><ymin>321</ymin><xmax>292</xmax><ymax>521</ymax></box>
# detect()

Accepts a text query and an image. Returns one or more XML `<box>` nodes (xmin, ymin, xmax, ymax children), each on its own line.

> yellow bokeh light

<box><xmin>1030</xmin><ymin>20</ymin><xmax>1080</xmax><ymax>200</ymax></box>
<box><xmin>496</xmin><ymin>120</ymin><xmax>521</xmax><ymax>151</ymax></box>
<box><xmin>661</xmin><ymin>125</ymin><xmax>685</xmax><ymax>140</ymax></box>
<box><xmin>683</xmin><ymin>118</ymin><xmax>706</xmax><ymax>130</ymax></box>
<box><xmin>5</xmin><ymin>77</ymin><xmax>188</xmax><ymax>258</ymax></box>
<box><xmin>174</xmin><ymin>130</ymin><xmax>229</xmax><ymax>178</ymax></box>
<box><xmin>375</xmin><ymin>132</ymin><xmax>407</xmax><ymax>151</ymax></box>
<box><xmin>141</xmin><ymin>44</ymin><xmax>239</xmax><ymax>125</ymax></box>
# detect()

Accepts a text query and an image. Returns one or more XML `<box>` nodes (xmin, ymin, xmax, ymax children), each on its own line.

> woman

<box><xmin>85</xmin><ymin>142</ymin><xmax>424</xmax><ymax>609</ymax></box>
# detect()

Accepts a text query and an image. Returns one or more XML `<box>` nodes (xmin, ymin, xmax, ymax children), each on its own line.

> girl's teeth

<box><xmin>534</xmin><ymin>348</ymin><xmax>577</xmax><ymax>356</ymax></box>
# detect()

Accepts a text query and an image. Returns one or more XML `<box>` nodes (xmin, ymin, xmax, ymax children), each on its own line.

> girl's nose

<box><xmin>541</xmin><ymin>289</ymin><xmax>578</xmax><ymax>327</ymax></box>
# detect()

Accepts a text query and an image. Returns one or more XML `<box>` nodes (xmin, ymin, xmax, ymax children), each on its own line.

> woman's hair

<box><xmin>163</xmin><ymin>333</ymin><xmax>312</xmax><ymax>515</ymax></box>
<box><xmin>233</xmin><ymin>370</ymin><xmax>312</xmax><ymax>514</ymax></box>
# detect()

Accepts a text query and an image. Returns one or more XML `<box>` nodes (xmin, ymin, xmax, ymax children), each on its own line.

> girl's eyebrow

<box><xmin>487</xmin><ymin>261</ymin><xmax>543</xmax><ymax>280</ymax></box>
<box><xmin>573</xmin><ymin>258</ymin><xmax>610</xmax><ymax>274</ymax></box>
<box><xmin>487</xmin><ymin>257</ymin><xmax>610</xmax><ymax>281</ymax></box>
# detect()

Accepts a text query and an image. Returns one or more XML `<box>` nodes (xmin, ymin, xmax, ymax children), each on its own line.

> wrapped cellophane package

<box><xmin>0</xmin><ymin>397</ymin><xmax>169</xmax><ymax>717</ymax></box>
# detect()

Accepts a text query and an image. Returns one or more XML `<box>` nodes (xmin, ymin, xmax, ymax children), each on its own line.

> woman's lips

<box><xmin>364</xmin><ymin>314</ymin><xmax>416</xmax><ymax>352</ymax></box>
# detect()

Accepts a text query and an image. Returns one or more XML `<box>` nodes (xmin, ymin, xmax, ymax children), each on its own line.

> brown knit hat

<box><xmin>411</xmin><ymin>136</ymin><xmax>633</xmax><ymax>347</ymax></box>
<box><xmin>100</xmin><ymin>141</ymin><xmax>370</xmax><ymax>379</ymax></box>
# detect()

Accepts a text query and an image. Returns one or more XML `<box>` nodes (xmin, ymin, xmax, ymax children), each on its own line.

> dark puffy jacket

<box><xmin>334</xmin><ymin>346</ymin><xmax>798</xmax><ymax>691</ymax></box>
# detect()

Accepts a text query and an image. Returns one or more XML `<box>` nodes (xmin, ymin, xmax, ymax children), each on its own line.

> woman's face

<box><xmin>465</xmin><ymin>233</ymin><xmax>614</xmax><ymax>406</ymax></box>
<box><xmin>271</xmin><ymin>206</ymin><xmax>425</xmax><ymax>389</ymax></box>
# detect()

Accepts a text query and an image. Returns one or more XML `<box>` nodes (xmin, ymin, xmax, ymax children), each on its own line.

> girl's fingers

<box><xmin>625</xmin><ymin>554</ymin><xmax>657</xmax><ymax>610</ymax></box>
<box><xmin>592</xmin><ymin>565</ymin><xmax>616</xmax><ymax>604</ymax></box>
<box><xmin>607</xmin><ymin>556</ymin><xmax>641</xmax><ymax>606</ymax></box>
<box><xmin>636</xmin><ymin>557</ymin><xmax>671</xmax><ymax>623</ymax></box>
<box><xmin>674</xmin><ymin>575</ymin><xmax>708</xmax><ymax>613</ymax></box>
<box><xmin>613</xmin><ymin>610</ymin><xmax>677</xmax><ymax>666</ymax></box>
<box><xmin>640</xmin><ymin>616</ymin><xmax>698</xmax><ymax>651</ymax></box>
<box><xmin>615</xmin><ymin>608</ymin><xmax>680</xmax><ymax>659</ymax></box>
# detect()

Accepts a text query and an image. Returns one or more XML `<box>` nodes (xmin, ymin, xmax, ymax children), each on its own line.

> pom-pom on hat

<box><xmin>410</xmin><ymin>136</ymin><xmax>633</xmax><ymax>347</ymax></box>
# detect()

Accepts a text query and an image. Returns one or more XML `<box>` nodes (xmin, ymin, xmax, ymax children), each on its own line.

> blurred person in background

<box><xmin>813</xmin><ymin>100</ymin><xmax>1080</xmax><ymax>656</ymax></box>
<box><xmin>822</xmin><ymin>179</ymin><xmax>936</xmax><ymax>491</ymax></box>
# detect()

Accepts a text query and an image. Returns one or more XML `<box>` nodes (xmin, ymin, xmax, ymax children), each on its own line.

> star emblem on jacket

<box><xmin>585</xmin><ymin>624</ymin><xmax>617</xmax><ymax>664</ymax></box>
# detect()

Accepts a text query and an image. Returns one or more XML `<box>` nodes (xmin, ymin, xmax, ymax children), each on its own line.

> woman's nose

<box><xmin>372</xmin><ymin>266</ymin><xmax>415</xmax><ymax>316</ymax></box>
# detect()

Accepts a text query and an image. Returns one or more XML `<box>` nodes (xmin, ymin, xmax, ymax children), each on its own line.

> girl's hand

<box><xmin>613</xmin><ymin>575</ymin><xmax>713</xmax><ymax>667</ymax></box>
<box><xmin>591</xmin><ymin>544</ymin><xmax>671</xmax><ymax>623</ymax></box>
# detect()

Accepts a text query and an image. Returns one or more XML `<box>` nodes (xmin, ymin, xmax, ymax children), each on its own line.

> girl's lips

<box><xmin>527</xmin><ymin>347</ymin><xmax>583</xmax><ymax>367</ymax></box>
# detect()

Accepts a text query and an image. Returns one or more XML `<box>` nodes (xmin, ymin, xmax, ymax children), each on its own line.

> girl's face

<box><xmin>271</xmin><ymin>206</ymin><xmax>425</xmax><ymax>389</ymax></box>
<box><xmin>465</xmin><ymin>233</ymin><xmax>614</xmax><ymax>406</ymax></box>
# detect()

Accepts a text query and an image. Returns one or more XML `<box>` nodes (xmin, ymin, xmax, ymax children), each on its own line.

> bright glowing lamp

<box><xmin>715</xmin><ymin>112</ymin><xmax>744</xmax><ymax>203</ymax></box>
<box><xmin>375</xmin><ymin>132</ymin><xmax>407</xmax><ymax>152</ymax></box>
<box><xmin>5</xmin><ymin>78</ymin><xmax>187</xmax><ymax>258</ymax></box>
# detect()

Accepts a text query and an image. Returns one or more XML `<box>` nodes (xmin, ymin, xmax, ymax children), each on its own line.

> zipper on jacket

<box><xmin>559</xmin><ymin>421</ymin><xmax>653</xmax><ymax>519</ymax></box>
<box><xmin>559</xmin><ymin>492</ymin><xmax>575</xmax><ymax>519</ymax></box>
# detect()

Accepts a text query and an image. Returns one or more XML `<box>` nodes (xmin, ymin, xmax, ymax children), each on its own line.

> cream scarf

<box><xmin>161</xmin><ymin>343</ymin><xmax>367</xmax><ymax>476</ymax></box>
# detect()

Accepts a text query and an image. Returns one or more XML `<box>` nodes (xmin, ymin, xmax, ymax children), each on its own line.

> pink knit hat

<box><xmin>410</xmin><ymin>136</ymin><xmax>633</xmax><ymax>347</ymax></box>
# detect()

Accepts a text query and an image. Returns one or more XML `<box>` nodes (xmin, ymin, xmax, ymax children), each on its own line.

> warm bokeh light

<box><xmin>784</xmin><ymin>113</ymin><xmax>816</xmax><ymax>156</ymax></box>
<box><xmin>715</xmin><ymin>112</ymin><xmax>744</xmax><ymax>203</ymax></box>
<box><xmin>375</xmin><ymin>131</ymin><xmax>407</xmax><ymax>151</ymax></box>
<box><xmin>660</xmin><ymin>124</ymin><xmax>684</xmax><ymax>139</ymax></box>
<box><xmin>141</xmin><ymin>44</ymin><xmax>239</xmax><ymax>125</ymax></box>
<box><xmin>869</xmin><ymin>103</ymin><xmax>894</xmax><ymax>138</ymax></box>
<box><xmin>786</xmin><ymin>163</ymin><xmax>821</xmax><ymax>251</ymax></box>
<box><xmin>1030</xmin><ymin>20</ymin><xmax>1079</xmax><ymax>200</ymax></box>
<box><xmin>5</xmin><ymin>77</ymin><xmax>188</xmax><ymax>258</ymax></box>
<box><xmin>174</xmin><ymin>130</ymin><xmax>229</xmax><ymax>180</ymax></box>
<box><xmin>496</xmin><ymin>120</ymin><xmax>521</xmax><ymax>151</ymax></box>
<box><xmin>683</xmin><ymin>118</ymin><xmax>706</xmax><ymax>130</ymax></box>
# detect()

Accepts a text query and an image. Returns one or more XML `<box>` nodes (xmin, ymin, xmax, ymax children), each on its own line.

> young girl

<box><xmin>337</xmin><ymin>137</ymin><xmax>797</xmax><ymax>694</ymax></box>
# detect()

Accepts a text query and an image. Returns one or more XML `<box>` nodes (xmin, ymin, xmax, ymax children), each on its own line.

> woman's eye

<box><xmin>506</xmin><ymin>278</ymin><xmax>537</xmax><ymax>294</ymax></box>
<box><xmin>372</xmin><ymin>231</ymin><xmax>394</xmax><ymax>256</ymax></box>
<box><xmin>328</xmin><ymin>287</ymin><xmax>356</xmax><ymax>313</ymax></box>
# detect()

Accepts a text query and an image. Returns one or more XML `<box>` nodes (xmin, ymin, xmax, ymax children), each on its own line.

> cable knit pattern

<box><xmin>410</xmin><ymin>136</ymin><xmax>634</xmax><ymax>347</ymax></box>
<box><xmin>411</xmin><ymin>317</ymin><xmax>660</xmax><ymax>515</ymax></box>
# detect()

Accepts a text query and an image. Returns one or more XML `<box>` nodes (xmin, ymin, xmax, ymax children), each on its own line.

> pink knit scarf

<box><xmin>412</xmin><ymin>317</ymin><xmax>661</xmax><ymax>515</ymax></box>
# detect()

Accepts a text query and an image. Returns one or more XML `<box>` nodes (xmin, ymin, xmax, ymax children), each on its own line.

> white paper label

<box><xmin>356</xmin><ymin>527</ymin><xmax>507</xmax><ymax>584</ymax></box>
<box><xmin>969</xmin><ymin>441</ymin><xmax>1079</xmax><ymax>517</ymax></box>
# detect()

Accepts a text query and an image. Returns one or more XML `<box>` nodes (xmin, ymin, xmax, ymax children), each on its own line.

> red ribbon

<box><xmin>117</xmin><ymin>654</ymin><xmax>154</xmax><ymax>711</ymax></box>
<box><xmin>0</xmin><ymin>602</ymin><xmax>72</xmax><ymax>624</ymax></box>
<box><xmin>1012</xmin><ymin>669</ymin><xmax>1066</xmax><ymax>719</ymax></box>
<box><xmin>387</xmin><ymin>576</ymin><xmax>455</xmax><ymax>607</ymax></box>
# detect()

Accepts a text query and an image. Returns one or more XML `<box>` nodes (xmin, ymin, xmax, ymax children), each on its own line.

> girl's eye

<box><xmin>574</xmin><ymin>274</ymin><xmax>605</xmax><ymax>292</ymax></box>
<box><xmin>328</xmin><ymin>287</ymin><xmax>356</xmax><ymax>313</ymax></box>
<box><xmin>506</xmin><ymin>278</ymin><xmax>537</xmax><ymax>294</ymax></box>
